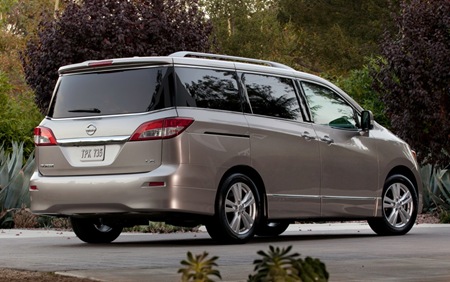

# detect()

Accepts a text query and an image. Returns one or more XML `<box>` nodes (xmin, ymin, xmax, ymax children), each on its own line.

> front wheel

<box><xmin>368</xmin><ymin>174</ymin><xmax>418</xmax><ymax>236</ymax></box>
<box><xmin>206</xmin><ymin>173</ymin><xmax>262</xmax><ymax>244</ymax></box>
<box><xmin>71</xmin><ymin>217</ymin><xmax>123</xmax><ymax>243</ymax></box>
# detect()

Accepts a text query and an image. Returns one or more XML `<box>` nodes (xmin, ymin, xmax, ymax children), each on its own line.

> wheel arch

<box><xmin>218</xmin><ymin>165</ymin><xmax>268</xmax><ymax>218</ymax></box>
<box><xmin>385</xmin><ymin>165</ymin><xmax>419</xmax><ymax>195</ymax></box>
<box><xmin>384</xmin><ymin>165</ymin><xmax>423</xmax><ymax>213</ymax></box>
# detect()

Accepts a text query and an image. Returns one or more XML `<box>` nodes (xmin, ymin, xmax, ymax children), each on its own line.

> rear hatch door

<box><xmin>36</xmin><ymin>60</ymin><xmax>175</xmax><ymax>176</ymax></box>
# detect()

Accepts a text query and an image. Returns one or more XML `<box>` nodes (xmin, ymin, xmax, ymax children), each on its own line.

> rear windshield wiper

<box><xmin>68</xmin><ymin>108</ymin><xmax>101</xmax><ymax>113</ymax></box>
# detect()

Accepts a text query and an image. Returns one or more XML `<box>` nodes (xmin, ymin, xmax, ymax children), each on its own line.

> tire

<box><xmin>368</xmin><ymin>174</ymin><xmax>418</xmax><ymax>236</ymax></box>
<box><xmin>256</xmin><ymin>222</ymin><xmax>290</xmax><ymax>237</ymax></box>
<box><xmin>206</xmin><ymin>173</ymin><xmax>262</xmax><ymax>244</ymax></box>
<box><xmin>70</xmin><ymin>217</ymin><xmax>123</xmax><ymax>243</ymax></box>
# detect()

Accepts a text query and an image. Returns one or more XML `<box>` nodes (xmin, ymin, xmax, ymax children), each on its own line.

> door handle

<box><xmin>320</xmin><ymin>135</ymin><xmax>334</xmax><ymax>144</ymax></box>
<box><xmin>301</xmin><ymin>131</ymin><xmax>315</xmax><ymax>141</ymax></box>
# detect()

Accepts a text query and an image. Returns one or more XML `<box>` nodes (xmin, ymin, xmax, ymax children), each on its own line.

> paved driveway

<box><xmin>1</xmin><ymin>223</ymin><xmax>449</xmax><ymax>281</ymax></box>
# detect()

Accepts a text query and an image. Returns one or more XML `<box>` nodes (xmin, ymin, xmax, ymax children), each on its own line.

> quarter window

<box><xmin>243</xmin><ymin>73</ymin><xmax>302</xmax><ymax>121</ymax></box>
<box><xmin>301</xmin><ymin>81</ymin><xmax>359</xmax><ymax>129</ymax></box>
<box><xmin>175</xmin><ymin>67</ymin><xmax>242</xmax><ymax>112</ymax></box>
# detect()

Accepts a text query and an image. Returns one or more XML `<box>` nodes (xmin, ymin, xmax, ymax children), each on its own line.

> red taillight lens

<box><xmin>130</xmin><ymin>118</ymin><xmax>194</xmax><ymax>141</ymax></box>
<box><xmin>34</xmin><ymin>126</ymin><xmax>57</xmax><ymax>146</ymax></box>
<box><xmin>88</xmin><ymin>60</ymin><xmax>113</xmax><ymax>67</ymax></box>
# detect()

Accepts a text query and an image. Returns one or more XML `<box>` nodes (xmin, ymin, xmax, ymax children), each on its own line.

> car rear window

<box><xmin>48</xmin><ymin>67</ymin><xmax>171</xmax><ymax>118</ymax></box>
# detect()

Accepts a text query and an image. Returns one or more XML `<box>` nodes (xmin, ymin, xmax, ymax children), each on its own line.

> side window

<box><xmin>175</xmin><ymin>67</ymin><xmax>242</xmax><ymax>112</ymax></box>
<box><xmin>243</xmin><ymin>73</ymin><xmax>302</xmax><ymax>121</ymax></box>
<box><xmin>301</xmin><ymin>81</ymin><xmax>359</xmax><ymax>129</ymax></box>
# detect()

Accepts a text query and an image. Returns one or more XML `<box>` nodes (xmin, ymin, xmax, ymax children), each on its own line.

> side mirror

<box><xmin>361</xmin><ymin>110</ymin><xmax>374</xmax><ymax>131</ymax></box>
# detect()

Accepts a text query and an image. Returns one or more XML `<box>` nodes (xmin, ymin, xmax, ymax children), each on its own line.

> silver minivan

<box><xmin>30</xmin><ymin>52</ymin><xmax>422</xmax><ymax>243</ymax></box>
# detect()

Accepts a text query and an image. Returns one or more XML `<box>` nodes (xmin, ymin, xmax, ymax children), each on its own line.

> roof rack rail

<box><xmin>169</xmin><ymin>51</ymin><xmax>294</xmax><ymax>70</ymax></box>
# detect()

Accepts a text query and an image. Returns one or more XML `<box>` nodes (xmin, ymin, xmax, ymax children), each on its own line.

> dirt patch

<box><xmin>416</xmin><ymin>212</ymin><xmax>441</xmax><ymax>224</ymax></box>
<box><xmin>0</xmin><ymin>269</ymin><xmax>94</xmax><ymax>282</ymax></box>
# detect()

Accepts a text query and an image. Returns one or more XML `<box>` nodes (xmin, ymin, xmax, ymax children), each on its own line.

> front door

<box><xmin>300</xmin><ymin>81</ymin><xmax>379</xmax><ymax>217</ymax></box>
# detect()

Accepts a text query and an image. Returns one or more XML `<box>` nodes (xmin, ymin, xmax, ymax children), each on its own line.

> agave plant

<box><xmin>0</xmin><ymin>142</ymin><xmax>35</xmax><ymax>228</ymax></box>
<box><xmin>421</xmin><ymin>164</ymin><xmax>450</xmax><ymax>215</ymax></box>
<box><xmin>178</xmin><ymin>251</ymin><xmax>221</xmax><ymax>282</ymax></box>
<box><xmin>249</xmin><ymin>245</ymin><xmax>301</xmax><ymax>282</ymax></box>
<box><xmin>295</xmin><ymin>256</ymin><xmax>329</xmax><ymax>282</ymax></box>
<box><xmin>248</xmin><ymin>245</ymin><xmax>328</xmax><ymax>282</ymax></box>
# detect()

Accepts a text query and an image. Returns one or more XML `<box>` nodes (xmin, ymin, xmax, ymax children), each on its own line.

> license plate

<box><xmin>79</xmin><ymin>146</ymin><xmax>105</xmax><ymax>162</ymax></box>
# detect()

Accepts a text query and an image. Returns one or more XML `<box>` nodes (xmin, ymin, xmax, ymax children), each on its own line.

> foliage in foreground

<box><xmin>179</xmin><ymin>245</ymin><xmax>328</xmax><ymax>282</ymax></box>
<box><xmin>179</xmin><ymin>251</ymin><xmax>221</xmax><ymax>282</ymax></box>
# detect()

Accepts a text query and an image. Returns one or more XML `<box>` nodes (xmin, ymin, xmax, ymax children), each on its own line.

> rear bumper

<box><xmin>29</xmin><ymin>164</ymin><xmax>216</xmax><ymax>217</ymax></box>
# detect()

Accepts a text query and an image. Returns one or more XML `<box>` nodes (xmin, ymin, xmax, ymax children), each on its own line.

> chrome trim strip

<box><xmin>267</xmin><ymin>194</ymin><xmax>380</xmax><ymax>201</ymax></box>
<box><xmin>322</xmin><ymin>195</ymin><xmax>381</xmax><ymax>201</ymax></box>
<box><xmin>57</xmin><ymin>136</ymin><xmax>130</xmax><ymax>146</ymax></box>
<box><xmin>46</xmin><ymin>107</ymin><xmax>177</xmax><ymax>121</ymax></box>
<box><xmin>267</xmin><ymin>194</ymin><xmax>320</xmax><ymax>199</ymax></box>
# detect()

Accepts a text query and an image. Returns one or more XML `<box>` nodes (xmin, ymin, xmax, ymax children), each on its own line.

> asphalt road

<box><xmin>1</xmin><ymin>223</ymin><xmax>450</xmax><ymax>282</ymax></box>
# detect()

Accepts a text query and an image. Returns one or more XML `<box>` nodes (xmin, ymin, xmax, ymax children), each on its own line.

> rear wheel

<box><xmin>206</xmin><ymin>173</ymin><xmax>262</xmax><ymax>244</ymax></box>
<box><xmin>256</xmin><ymin>222</ymin><xmax>290</xmax><ymax>237</ymax></box>
<box><xmin>368</xmin><ymin>174</ymin><xmax>418</xmax><ymax>236</ymax></box>
<box><xmin>70</xmin><ymin>217</ymin><xmax>123</xmax><ymax>243</ymax></box>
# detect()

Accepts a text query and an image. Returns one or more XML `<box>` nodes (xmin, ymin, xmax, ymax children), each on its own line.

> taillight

<box><xmin>130</xmin><ymin>118</ymin><xmax>194</xmax><ymax>141</ymax></box>
<box><xmin>88</xmin><ymin>60</ymin><xmax>113</xmax><ymax>67</ymax></box>
<box><xmin>34</xmin><ymin>126</ymin><xmax>57</xmax><ymax>146</ymax></box>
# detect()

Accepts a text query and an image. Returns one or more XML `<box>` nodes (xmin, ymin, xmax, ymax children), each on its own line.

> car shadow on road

<box><xmin>71</xmin><ymin>232</ymin><xmax>378</xmax><ymax>247</ymax></box>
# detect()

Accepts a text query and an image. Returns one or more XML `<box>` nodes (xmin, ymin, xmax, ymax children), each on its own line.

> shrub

<box><xmin>22</xmin><ymin>0</ymin><xmax>212</xmax><ymax>113</ymax></box>
<box><xmin>178</xmin><ymin>251</ymin><xmax>221</xmax><ymax>282</ymax></box>
<box><xmin>0</xmin><ymin>71</ymin><xmax>42</xmax><ymax>157</ymax></box>
<box><xmin>421</xmin><ymin>164</ymin><xmax>450</xmax><ymax>221</ymax></box>
<box><xmin>373</xmin><ymin>0</ymin><xmax>450</xmax><ymax>166</ymax></box>
<box><xmin>249</xmin><ymin>245</ymin><xmax>328</xmax><ymax>282</ymax></box>
<box><xmin>179</xmin><ymin>245</ymin><xmax>329</xmax><ymax>282</ymax></box>
<box><xmin>124</xmin><ymin>222</ymin><xmax>199</xmax><ymax>233</ymax></box>
<box><xmin>0</xmin><ymin>142</ymin><xmax>35</xmax><ymax>228</ymax></box>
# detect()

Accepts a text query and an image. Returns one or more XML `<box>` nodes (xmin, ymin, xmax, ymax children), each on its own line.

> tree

<box><xmin>0</xmin><ymin>0</ymin><xmax>54</xmax><ymax>37</ymax></box>
<box><xmin>0</xmin><ymin>71</ymin><xmax>42</xmax><ymax>155</ymax></box>
<box><xmin>0</xmin><ymin>0</ymin><xmax>54</xmax><ymax>89</ymax></box>
<box><xmin>374</xmin><ymin>0</ymin><xmax>450</xmax><ymax>166</ymax></box>
<box><xmin>203</xmin><ymin>0</ymin><xmax>279</xmax><ymax>57</ymax></box>
<box><xmin>277</xmin><ymin>0</ymin><xmax>397</xmax><ymax>74</ymax></box>
<box><xmin>201</xmin><ymin>0</ymin><xmax>305</xmax><ymax>72</ymax></box>
<box><xmin>0</xmin><ymin>0</ymin><xmax>50</xmax><ymax>155</ymax></box>
<box><xmin>334</xmin><ymin>58</ymin><xmax>389</xmax><ymax>128</ymax></box>
<box><xmin>21</xmin><ymin>0</ymin><xmax>212</xmax><ymax>113</ymax></box>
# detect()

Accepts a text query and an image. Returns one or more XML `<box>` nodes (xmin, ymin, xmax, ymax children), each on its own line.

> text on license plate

<box><xmin>80</xmin><ymin>146</ymin><xmax>105</xmax><ymax>162</ymax></box>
